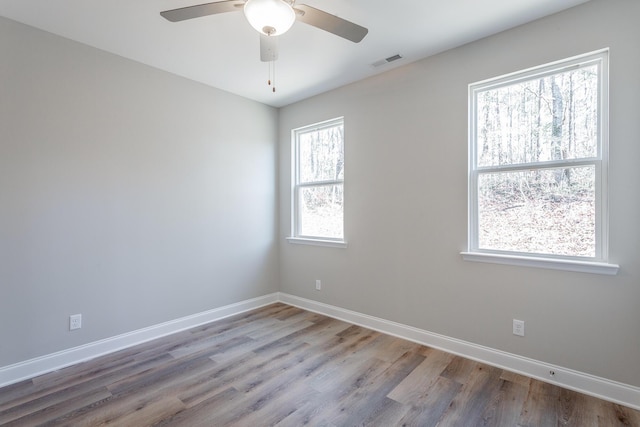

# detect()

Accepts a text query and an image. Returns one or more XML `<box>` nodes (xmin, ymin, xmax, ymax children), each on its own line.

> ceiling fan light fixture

<box><xmin>244</xmin><ymin>0</ymin><xmax>295</xmax><ymax>36</ymax></box>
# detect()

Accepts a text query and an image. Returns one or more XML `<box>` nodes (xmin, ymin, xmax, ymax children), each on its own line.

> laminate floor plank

<box><xmin>475</xmin><ymin>377</ymin><xmax>529</xmax><ymax>426</ymax></box>
<box><xmin>222</xmin><ymin>378</ymin><xmax>319</xmax><ymax>427</ymax></box>
<box><xmin>387</xmin><ymin>347</ymin><xmax>455</xmax><ymax>404</ymax></box>
<box><xmin>245</xmin><ymin>318</ymin><xmax>316</xmax><ymax>343</ymax></box>
<box><xmin>105</xmin><ymin>353</ymin><xmax>216</xmax><ymax>396</ymax></box>
<box><xmin>357</xmin><ymin>397</ymin><xmax>410</xmax><ymax>427</ymax></box>
<box><xmin>232</xmin><ymin>326</ymin><xmax>379</xmax><ymax>396</ymax></box>
<box><xmin>290</xmin><ymin>358</ymin><xmax>394</xmax><ymax>426</ymax></box>
<box><xmin>274</xmin><ymin>400</ymin><xmax>336</xmax><ymax>427</ymax></box>
<box><xmin>49</xmin><ymin>393</ymin><xmax>184</xmax><ymax>427</ymax></box>
<box><xmin>308</xmin><ymin>352</ymin><xmax>390</xmax><ymax>394</ymax></box>
<box><xmin>1</xmin><ymin>303</ymin><xmax>638</xmax><ymax>426</ymax></box>
<box><xmin>273</xmin><ymin>305</ymin><xmax>308</xmax><ymax>321</ymax></box>
<box><xmin>152</xmin><ymin>387</ymin><xmax>242</xmax><ymax>426</ymax></box>
<box><xmin>436</xmin><ymin>364</ymin><xmax>504</xmax><ymax>427</ymax></box>
<box><xmin>440</xmin><ymin>355</ymin><xmax>482</xmax><ymax>384</ymax></box>
<box><xmin>65</xmin><ymin>360</ymin><xmax>221</xmax><ymax>425</ymax></box>
<box><xmin>604</xmin><ymin>402</ymin><xmax>640</xmax><ymax>426</ymax></box>
<box><xmin>261</xmin><ymin>316</ymin><xmax>352</xmax><ymax>349</ymax></box>
<box><xmin>99</xmin><ymin>396</ymin><xmax>186</xmax><ymax>427</ymax></box>
<box><xmin>179</xmin><ymin>341</ymin><xmax>311</xmax><ymax>408</ymax></box>
<box><xmin>0</xmin><ymin>351</ymin><xmax>175</xmax><ymax>419</ymax></box>
<box><xmin>518</xmin><ymin>379</ymin><xmax>564</xmax><ymax>426</ymax></box>
<box><xmin>499</xmin><ymin>369</ymin><xmax>531</xmax><ymax>387</ymax></box>
<box><xmin>0</xmin><ymin>386</ymin><xmax>112</xmax><ymax>426</ymax></box>
<box><xmin>395</xmin><ymin>375</ymin><xmax>462</xmax><ymax>426</ymax></box>
<box><xmin>185</xmin><ymin>303</ymin><xmax>291</xmax><ymax>339</ymax></box>
<box><xmin>2</xmin><ymin>342</ymin><xmax>172</xmax><ymax>409</ymax></box>
<box><xmin>331</xmin><ymin>351</ymin><xmax>427</xmax><ymax>426</ymax></box>
<box><xmin>361</xmin><ymin>334</ymin><xmax>428</xmax><ymax>363</ymax></box>
<box><xmin>167</xmin><ymin>324</ymin><xmax>265</xmax><ymax>359</ymax></box>
<box><xmin>0</xmin><ymin>380</ymin><xmax>36</xmax><ymax>408</ymax></box>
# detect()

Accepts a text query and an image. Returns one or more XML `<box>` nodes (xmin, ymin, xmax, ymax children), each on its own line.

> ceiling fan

<box><xmin>160</xmin><ymin>0</ymin><xmax>368</xmax><ymax>63</ymax></box>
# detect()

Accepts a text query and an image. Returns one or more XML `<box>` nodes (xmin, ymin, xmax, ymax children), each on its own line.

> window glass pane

<box><xmin>299</xmin><ymin>184</ymin><xmax>343</xmax><ymax>239</ymax></box>
<box><xmin>478</xmin><ymin>166</ymin><xmax>595</xmax><ymax>257</ymax></box>
<box><xmin>299</xmin><ymin>124</ymin><xmax>344</xmax><ymax>183</ymax></box>
<box><xmin>477</xmin><ymin>65</ymin><xmax>598</xmax><ymax>167</ymax></box>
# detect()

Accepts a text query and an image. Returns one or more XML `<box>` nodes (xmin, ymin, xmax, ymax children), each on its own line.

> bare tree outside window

<box><xmin>293</xmin><ymin>118</ymin><xmax>344</xmax><ymax>240</ymax></box>
<box><xmin>469</xmin><ymin>51</ymin><xmax>608</xmax><ymax>260</ymax></box>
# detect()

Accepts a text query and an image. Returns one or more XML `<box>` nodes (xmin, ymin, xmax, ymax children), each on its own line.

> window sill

<box><xmin>460</xmin><ymin>252</ymin><xmax>619</xmax><ymax>275</ymax></box>
<box><xmin>286</xmin><ymin>237</ymin><xmax>348</xmax><ymax>248</ymax></box>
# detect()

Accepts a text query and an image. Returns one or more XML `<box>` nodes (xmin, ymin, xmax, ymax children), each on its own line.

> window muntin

<box><xmin>468</xmin><ymin>51</ymin><xmax>608</xmax><ymax>262</ymax></box>
<box><xmin>293</xmin><ymin>118</ymin><xmax>344</xmax><ymax>242</ymax></box>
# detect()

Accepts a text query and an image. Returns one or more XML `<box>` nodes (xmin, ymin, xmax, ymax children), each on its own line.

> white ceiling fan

<box><xmin>160</xmin><ymin>0</ymin><xmax>368</xmax><ymax>63</ymax></box>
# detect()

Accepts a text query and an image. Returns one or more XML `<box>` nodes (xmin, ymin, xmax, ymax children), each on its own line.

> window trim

<box><xmin>290</xmin><ymin>117</ymin><xmax>347</xmax><ymax>247</ymax></box>
<box><xmin>463</xmin><ymin>49</ymin><xmax>618</xmax><ymax>275</ymax></box>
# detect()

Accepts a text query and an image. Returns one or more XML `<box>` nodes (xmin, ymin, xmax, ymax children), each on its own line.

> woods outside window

<box><xmin>290</xmin><ymin>118</ymin><xmax>345</xmax><ymax>247</ymax></box>
<box><xmin>464</xmin><ymin>50</ymin><xmax>617</xmax><ymax>274</ymax></box>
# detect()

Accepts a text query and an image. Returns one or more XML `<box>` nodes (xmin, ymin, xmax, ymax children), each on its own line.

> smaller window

<box><xmin>290</xmin><ymin>118</ymin><xmax>345</xmax><ymax>245</ymax></box>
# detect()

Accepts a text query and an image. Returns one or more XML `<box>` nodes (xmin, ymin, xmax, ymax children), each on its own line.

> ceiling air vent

<box><xmin>371</xmin><ymin>54</ymin><xmax>403</xmax><ymax>68</ymax></box>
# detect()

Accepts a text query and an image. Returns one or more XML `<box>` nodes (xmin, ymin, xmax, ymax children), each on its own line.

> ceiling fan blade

<box><xmin>260</xmin><ymin>34</ymin><xmax>279</xmax><ymax>62</ymax></box>
<box><xmin>160</xmin><ymin>0</ymin><xmax>241</xmax><ymax>22</ymax></box>
<box><xmin>294</xmin><ymin>4</ymin><xmax>368</xmax><ymax>43</ymax></box>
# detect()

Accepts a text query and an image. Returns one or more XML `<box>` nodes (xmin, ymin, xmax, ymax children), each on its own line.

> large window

<box><xmin>290</xmin><ymin>117</ymin><xmax>345</xmax><ymax>246</ymax></box>
<box><xmin>464</xmin><ymin>50</ymin><xmax>617</xmax><ymax>274</ymax></box>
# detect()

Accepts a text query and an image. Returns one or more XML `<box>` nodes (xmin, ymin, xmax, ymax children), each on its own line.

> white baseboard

<box><xmin>2</xmin><ymin>291</ymin><xmax>638</xmax><ymax>411</ymax></box>
<box><xmin>278</xmin><ymin>292</ymin><xmax>640</xmax><ymax>411</ymax></box>
<box><xmin>0</xmin><ymin>293</ymin><xmax>279</xmax><ymax>388</ymax></box>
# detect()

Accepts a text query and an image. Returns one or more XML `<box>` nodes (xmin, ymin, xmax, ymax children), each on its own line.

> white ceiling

<box><xmin>0</xmin><ymin>0</ymin><xmax>590</xmax><ymax>107</ymax></box>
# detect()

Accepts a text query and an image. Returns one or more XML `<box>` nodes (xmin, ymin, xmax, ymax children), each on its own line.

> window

<box><xmin>289</xmin><ymin>117</ymin><xmax>345</xmax><ymax>247</ymax></box>
<box><xmin>463</xmin><ymin>50</ymin><xmax>618</xmax><ymax>274</ymax></box>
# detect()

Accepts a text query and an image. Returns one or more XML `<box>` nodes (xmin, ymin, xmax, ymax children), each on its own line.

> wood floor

<box><xmin>1</xmin><ymin>303</ymin><xmax>638</xmax><ymax>426</ymax></box>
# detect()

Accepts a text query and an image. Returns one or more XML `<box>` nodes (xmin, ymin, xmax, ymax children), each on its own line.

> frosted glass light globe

<box><xmin>244</xmin><ymin>0</ymin><xmax>296</xmax><ymax>36</ymax></box>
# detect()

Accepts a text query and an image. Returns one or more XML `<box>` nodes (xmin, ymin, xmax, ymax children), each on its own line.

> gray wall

<box><xmin>0</xmin><ymin>17</ymin><xmax>279</xmax><ymax>366</ymax></box>
<box><xmin>279</xmin><ymin>0</ymin><xmax>640</xmax><ymax>388</ymax></box>
<box><xmin>2</xmin><ymin>0</ymin><xmax>639</xmax><ymax>391</ymax></box>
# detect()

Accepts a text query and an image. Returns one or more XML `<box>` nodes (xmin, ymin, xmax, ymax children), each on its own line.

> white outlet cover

<box><xmin>513</xmin><ymin>319</ymin><xmax>525</xmax><ymax>336</ymax></box>
<box><xmin>70</xmin><ymin>314</ymin><xmax>82</xmax><ymax>330</ymax></box>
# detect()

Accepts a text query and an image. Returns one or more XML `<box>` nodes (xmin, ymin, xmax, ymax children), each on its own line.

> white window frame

<box><xmin>461</xmin><ymin>50</ymin><xmax>618</xmax><ymax>275</ymax></box>
<box><xmin>287</xmin><ymin>117</ymin><xmax>347</xmax><ymax>248</ymax></box>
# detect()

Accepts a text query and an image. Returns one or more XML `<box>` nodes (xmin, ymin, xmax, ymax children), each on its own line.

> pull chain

<box><xmin>267</xmin><ymin>61</ymin><xmax>276</xmax><ymax>93</ymax></box>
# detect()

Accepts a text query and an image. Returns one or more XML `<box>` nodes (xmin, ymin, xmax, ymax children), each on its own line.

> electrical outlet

<box><xmin>513</xmin><ymin>319</ymin><xmax>525</xmax><ymax>336</ymax></box>
<box><xmin>315</xmin><ymin>280</ymin><xmax>321</xmax><ymax>291</ymax></box>
<box><xmin>70</xmin><ymin>314</ymin><xmax>82</xmax><ymax>331</ymax></box>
